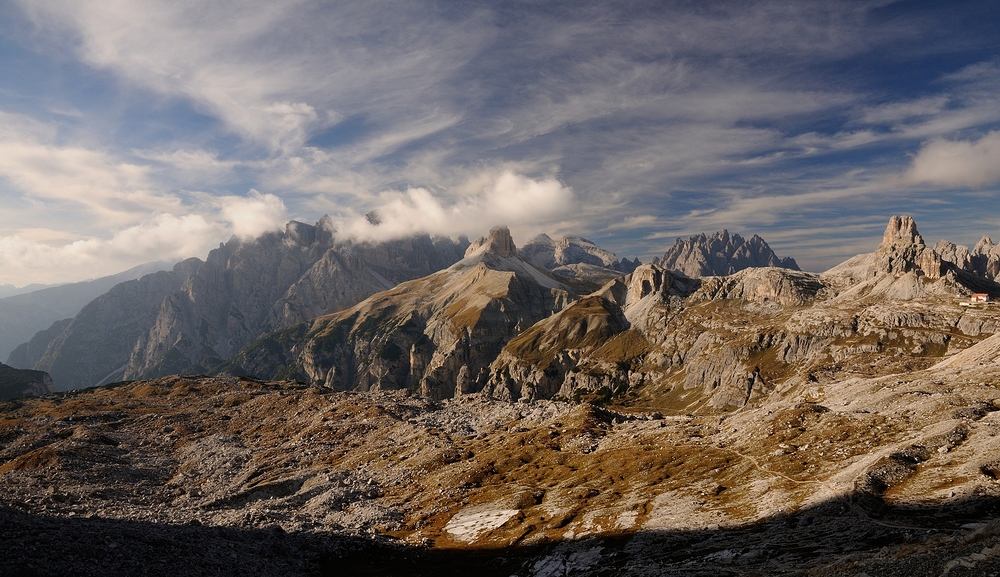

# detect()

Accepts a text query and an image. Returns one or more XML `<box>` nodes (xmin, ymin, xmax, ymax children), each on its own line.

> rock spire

<box><xmin>465</xmin><ymin>226</ymin><xmax>517</xmax><ymax>258</ymax></box>
<box><xmin>873</xmin><ymin>215</ymin><xmax>942</xmax><ymax>279</ymax></box>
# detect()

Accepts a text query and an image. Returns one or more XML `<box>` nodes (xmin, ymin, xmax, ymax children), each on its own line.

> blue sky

<box><xmin>1</xmin><ymin>0</ymin><xmax>999</xmax><ymax>285</ymax></box>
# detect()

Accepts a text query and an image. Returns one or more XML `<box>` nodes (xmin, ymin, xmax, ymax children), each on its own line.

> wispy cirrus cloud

<box><xmin>1</xmin><ymin>0</ymin><xmax>999</xmax><ymax>284</ymax></box>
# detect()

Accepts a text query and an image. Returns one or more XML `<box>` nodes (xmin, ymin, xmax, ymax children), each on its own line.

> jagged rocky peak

<box><xmin>465</xmin><ymin>225</ymin><xmax>517</xmax><ymax>258</ymax></box>
<box><xmin>934</xmin><ymin>239</ymin><xmax>971</xmax><ymax>270</ymax></box>
<box><xmin>882</xmin><ymin>215</ymin><xmax>924</xmax><ymax>246</ymax></box>
<box><xmin>655</xmin><ymin>229</ymin><xmax>798</xmax><ymax>278</ymax></box>
<box><xmin>873</xmin><ymin>215</ymin><xmax>942</xmax><ymax>279</ymax></box>
<box><xmin>931</xmin><ymin>234</ymin><xmax>1000</xmax><ymax>282</ymax></box>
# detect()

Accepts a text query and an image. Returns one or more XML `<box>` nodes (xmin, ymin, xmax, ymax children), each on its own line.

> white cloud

<box><xmin>858</xmin><ymin>96</ymin><xmax>949</xmax><ymax>125</ymax></box>
<box><xmin>219</xmin><ymin>190</ymin><xmax>288</xmax><ymax>238</ymax></box>
<box><xmin>336</xmin><ymin>171</ymin><xmax>574</xmax><ymax>242</ymax></box>
<box><xmin>0</xmin><ymin>214</ymin><xmax>219</xmax><ymax>285</ymax></box>
<box><xmin>905</xmin><ymin>131</ymin><xmax>1000</xmax><ymax>188</ymax></box>
<box><xmin>0</xmin><ymin>192</ymin><xmax>290</xmax><ymax>285</ymax></box>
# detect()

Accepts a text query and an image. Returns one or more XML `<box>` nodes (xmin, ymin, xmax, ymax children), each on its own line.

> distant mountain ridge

<box><xmin>519</xmin><ymin>233</ymin><xmax>640</xmax><ymax>272</ymax></box>
<box><xmin>653</xmin><ymin>229</ymin><xmax>799</xmax><ymax>277</ymax></box>
<box><xmin>123</xmin><ymin>219</ymin><xmax>470</xmax><ymax>382</ymax></box>
<box><xmin>0</xmin><ymin>261</ymin><xmax>174</xmax><ymax>362</ymax></box>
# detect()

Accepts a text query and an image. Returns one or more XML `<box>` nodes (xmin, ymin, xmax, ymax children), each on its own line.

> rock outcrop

<box><xmin>935</xmin><ymin>235</ymin><xmax>1000</xmax><ymax>281</ymax></box>
<box><xmin>654</xmin><ymin>229</ymin><xmax>799</xmax><ymax>278</ymax></box>
<box><xmin>0</xmin><ymin>362</ymin><xmax>52</xmax><ymax>400</ymax></box>
<box><xmin>693</xmin><ymin>268</ymin><xmax>824</xmax><ymax>306</ymax></box>
<box><xmin>467</xmin><ymin>226</ymin><xmax>518</xmax><ymax>258</ymax></box>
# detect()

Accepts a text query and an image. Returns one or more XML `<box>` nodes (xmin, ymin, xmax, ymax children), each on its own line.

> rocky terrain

<box><xmin>654</xmin><ymin>229</ymin><xmax>799</xmax><ymax>277</ymax></box>
<box><xmin>6</xmin><ymin>216</ymin><xmax>1000</xmax><ymax>574</ymax></box>
<box><xmin>5</xmin><ymin>357</ymin><xmax>1000</xmax><ymax>575</ymax></box>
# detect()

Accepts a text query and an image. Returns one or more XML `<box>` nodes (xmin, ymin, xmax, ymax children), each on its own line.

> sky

<box><xmin>1</xmin><ymin>0</ymin><xmax>999</xmax><ymax>285</ymax></box>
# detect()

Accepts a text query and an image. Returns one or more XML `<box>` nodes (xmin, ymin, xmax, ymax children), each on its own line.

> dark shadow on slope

<box><xmin>5</xmin><ymin>493</ymin><xmax>1000</xmax><ymax>577</ymax></box>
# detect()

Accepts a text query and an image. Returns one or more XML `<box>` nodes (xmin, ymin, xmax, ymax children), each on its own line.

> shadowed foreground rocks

<box><xmin>4</xmin><ymin>498</ymin><xmax>1000</xmax><ymax>576</ymax></box>
<box><xmin>4</xmin><ymin>374</ymin><xmax>1000</xmax><ymax>575</ymax></box>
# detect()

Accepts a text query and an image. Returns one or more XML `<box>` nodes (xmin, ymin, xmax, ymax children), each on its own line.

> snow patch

<box><xmin>443</xmin><ymin>508</ymin><xmax>520</xmax><ymax>542</ymax></box>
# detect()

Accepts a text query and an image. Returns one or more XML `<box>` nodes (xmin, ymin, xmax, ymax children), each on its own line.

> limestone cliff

<box><xmin>32</xmin><ymin>259</ymin><xmax>203</xmax><ymax>391</ymax></box>
<box><xmin>125</xmin><ymin>221</ymin><xmax>469</xmax><ymax>381</ymax></box>
<box><xmin>935</xmin><ymin>236</ymin><xmax>1000</xmax><ymax>282</ymax></box>
<box><xmin>873</xmin><ymin>215</ymin><xmax>942</xmax><ymax>278</ymax></box>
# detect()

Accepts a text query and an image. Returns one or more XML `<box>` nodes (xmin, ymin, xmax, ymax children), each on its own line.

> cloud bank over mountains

<box><xmin>337</xmin><ymin>172</ymin><xmax>575</xmax><ymax>243</ymax></box>
<box><xmin>0</xmin><ymin>0</ymin><xmax>998</xmax><ymax>284</ymax></box>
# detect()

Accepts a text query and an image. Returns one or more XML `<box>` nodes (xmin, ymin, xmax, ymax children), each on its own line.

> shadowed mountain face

<box><xmin>8</xmin><ymin>219</ymin><xmax>470</xmax><ymax>392</ymax></box>
<box><xmin>0</xmin><ymin>261</ymin><xmax>173</xmax><ymax>363</ymax></box>
<box><xmin>653</xmin><ymin>229</ymin><xmax>799</xmax><ymax>278</ymax></box>
<box><xmin>122</xmin><ymin>220</ymin><xmax>471</xmax><ymax>383</ymax></box>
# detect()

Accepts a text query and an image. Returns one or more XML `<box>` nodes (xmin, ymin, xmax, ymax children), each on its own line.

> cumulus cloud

<box><xmin>0</xmin><ymin>188</ymin><xmax>289</xmax><ymax>285</ymax></box>
<box><xmin>336</xmin><ymin>171</ymin><xmax>574</xmax><ymax>242</ymax></box>
<box><xmin>220</xmin><ymin>190</ymin><xmax>288</xmax><ymax>238</ymax></box>
<box><xmin>905</xmin><ymin>131</ymin><xmax>1000</xmax><ymax>188</ymax></box>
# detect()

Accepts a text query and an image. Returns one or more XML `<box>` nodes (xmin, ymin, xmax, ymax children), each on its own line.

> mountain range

<box><xmin>5</xmin><ymin>220</ymin><xmax>652</xmax><ymax>392</ymax></box>
<box><xmin>5</xmin><ymin>216</ymin><xmax>1000</xmax><ymax>574</ymax></box>
<box><xmin>653</xmin><ymin>229</ymin><xmax>798</xmax><ymax>277</ymax></box>
<box><xmin>11</xmin><ymin>216</ymin><xmax>998</xmax><ymax>397</ymax></box>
